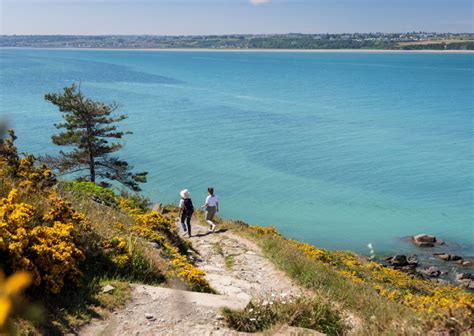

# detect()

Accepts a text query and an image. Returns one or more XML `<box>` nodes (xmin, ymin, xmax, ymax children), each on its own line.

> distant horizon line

<box><xmin>2</xmin><ymin>32</ymin><xmax>473</xmax><ymax>37</ymax></box>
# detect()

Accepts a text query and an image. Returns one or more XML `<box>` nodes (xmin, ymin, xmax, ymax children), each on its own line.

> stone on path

<box><xmin>102</xmin><ymin>285</ymin><xmax>115</xmax><ymax>293</ymax></box>
<box><xmin>145</xmin><ymin>313</ymin><xmax>156</xmax><ymax>321</ymax></box>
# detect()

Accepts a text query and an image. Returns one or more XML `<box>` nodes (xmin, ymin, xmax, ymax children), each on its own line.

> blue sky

<box><xmin>0</xmin><ymin>0</ymin><xmax>472</xmax><ymax>35</ymax></box>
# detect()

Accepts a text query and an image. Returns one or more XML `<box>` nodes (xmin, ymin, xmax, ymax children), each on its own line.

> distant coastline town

<box><xmin>1</xmin><ymin>32</ymin><xmax>473</xmax><ymax>50</ymax></box>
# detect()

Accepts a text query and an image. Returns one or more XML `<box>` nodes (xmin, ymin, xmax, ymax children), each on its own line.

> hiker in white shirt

<box><xmin>201</xmin><ymin>187</ymin><xmax>219</xmax><ymax>232</ymax></box>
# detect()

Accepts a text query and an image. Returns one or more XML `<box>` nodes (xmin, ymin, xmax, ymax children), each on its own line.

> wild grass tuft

<box><xmin>223</xmin><ymin>295</ymin><xmax>347</xmax><ymax>335</ymax></box>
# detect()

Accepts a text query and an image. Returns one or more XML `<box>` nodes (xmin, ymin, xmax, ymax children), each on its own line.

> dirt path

<box><xmin>190</xmin><ymin>224</ymin><xmax>306</xmax><ymax>301</ymax></box>
<box><xmin>79</xmin><ymin>221</ymin><xmax>313</xmax><ymax>336</ymax></box>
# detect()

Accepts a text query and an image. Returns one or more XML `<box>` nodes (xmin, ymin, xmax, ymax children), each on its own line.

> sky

<box><xmin>0</xmin><ymin>0</ymin><xmax>472</xmax><ymax>35</ymax></box>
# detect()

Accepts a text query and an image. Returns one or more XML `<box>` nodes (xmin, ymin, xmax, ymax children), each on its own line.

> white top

<box><xmin>179</xmin><ymin>199</ymin><xmax>184</xmax><ymax>208</ymax></box>
<box><xmin>205</xmin><ymin>195</ymin><xmax>218</xmax><ymax>207</ymax></box>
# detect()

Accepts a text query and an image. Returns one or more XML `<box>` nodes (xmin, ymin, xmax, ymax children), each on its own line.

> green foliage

<box><xmin>45</xmin><ymin>83</ymin><xmax>148</xmax><ymax>191</ymax></box>
<box><xmin>223</xmin><ymin>295</ymin><xmax>346</xmax><ymax>335</ymax></box>
<box><xmin>401</xmin><ymin>41</ymin><xmax>474</xmax><ymax>50</ymax></box>
<box><xmin>119</xmin><ymin>189</ymin><xmax>151</xmax><ymax>212</ymax></box>
<box><xmin>62</xmin><ymin>181</ymin><xmax>118</xmax><ymax>206</ymax></box>
<box><xmin>0</xmin><ymin>129</ymin><xmax>20</xmax><ymax>175</ymax></box>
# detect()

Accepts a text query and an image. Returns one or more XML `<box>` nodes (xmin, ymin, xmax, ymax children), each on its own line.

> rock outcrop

<box><xmin>412</xmin><ymin>234</ymin><xmax>443</xmax><ymax>247</ymax></box>
<box><xmin>433</xmin><ymin>253</ymin><xmax>463</xmax><ymax>262</ymax></box>
<box><xmin>455</xmin><ymin>273</ymin><xmax>474</xmax><ymax>289</ymax></box>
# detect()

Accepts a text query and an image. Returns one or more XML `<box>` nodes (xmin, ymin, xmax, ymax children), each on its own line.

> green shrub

<box><xmin>61</xmin><ymin>181</ymin><xmax>118</xmax><ymax>206</ymax></box>
<box><xmin>223</xmin><ymin>295</ymin><xmax>346</xmax><ymax>335</ymax></box>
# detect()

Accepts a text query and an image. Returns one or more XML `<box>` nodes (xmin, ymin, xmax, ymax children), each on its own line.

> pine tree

<box><xmin>45</xmin><ymin>83</ymin><xmax>147</xmax><ymax>191</ymax></box>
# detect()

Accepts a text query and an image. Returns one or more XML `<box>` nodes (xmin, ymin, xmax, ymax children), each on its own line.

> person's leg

<box><xmin>206</xmin><ymin>207</ymin><xmax>216</xmax><ymax>232</ymax></box>
<box><xmin>180</xmin><ymin>212</ymin><xmax>187</xmax><ymax>232</ymax></box>
<box><xmin>186</xmin><ymin>216</ymin><xmax>192</xmax><ymax>236</ymax></box>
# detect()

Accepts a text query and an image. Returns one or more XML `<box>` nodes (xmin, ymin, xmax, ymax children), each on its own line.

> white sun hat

<box><xmin>180</xmin><ymin>189</ymin><xmax>189</xmax><ymax>198</ymax></box>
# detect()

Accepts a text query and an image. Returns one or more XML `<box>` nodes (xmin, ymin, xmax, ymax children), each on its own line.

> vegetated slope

<box><xmin>1</xmin><ymin>129</ymin><xmax>472</xmax><ymax>335</ymax></box>
<box><xmin>0</xmin><ymin>130</ymin><xmax>211</xmax><ymax>335</ymax></box>
<box><xmin>79</xmin><ymin>222</ymin><xmax>333</xmax><ymax>336</ymax></box>
<box><xmin>219</xmin><ymin>222</ymin><xmax>473</xmax><ymax>335</ymax></box>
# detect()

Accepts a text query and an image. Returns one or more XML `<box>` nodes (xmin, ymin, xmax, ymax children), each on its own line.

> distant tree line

<box><xmin>1</xmin><ymin>34</ymin><xmax>473</xmax><ymax>50</ymax></box>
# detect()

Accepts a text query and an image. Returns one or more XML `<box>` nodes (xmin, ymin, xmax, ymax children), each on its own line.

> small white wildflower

<box><xmin>271</xmin><ymin>293</ymin><xmax>276</xmax><ymax>297</ymax></box>
<box><xmin>249</xmin><ymin>318</ymin><xmax>256</xmax><ymax>322</ymax></box>
<box><xmin>282</xmin><ymin>301</ymin><xmax>286</xmax><ymax>304</ymax></box>
<box><xmin>248</xmin><ymin>308</ymin><xmax>253</xmax><ymax>313</ymax></box>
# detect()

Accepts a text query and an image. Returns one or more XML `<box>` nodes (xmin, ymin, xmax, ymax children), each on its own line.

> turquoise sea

<box><xmin>0</xmin><ymin>49</ymin><xmax>473</xmax><ymax>256</ymax></box>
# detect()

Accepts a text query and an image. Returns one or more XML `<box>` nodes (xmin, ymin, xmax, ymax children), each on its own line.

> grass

<box><xmin>15</xmin><ymin>278</ymin><xmax>131</xmax><ymax>335</ymax></box>
<box><xmin>212</xmin><ymin>241</ymin><xmax>224</xmax><ymax>256</ymax></box>
<box><xmin>211</xmin><ymin>240</ymin><xmax>236</xmax><ymax>270</ymax></box>
<box><xmin>224</xmin><ymin>255</ymin><xmax>235</xmax><ymax>270</ymax></box>
<box><xmin>256</xmin><ymin>237</ymin><xmax>419</xmax><ymax>334</ymax></box>
<box><xmin>216</xmin><ymin>220</ymin><xmax>473</xmax><ymax>335</ymax></box>
<box><xmin>223</xmin><ymin>295</ymin><xmax>347</xmax><ymax>335</ymax></box>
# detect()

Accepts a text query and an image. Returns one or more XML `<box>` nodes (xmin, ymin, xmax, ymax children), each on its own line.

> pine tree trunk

<box><xmin>86</xmin><ymin>124</ymin><xmax>95</xmax><ymax>183</ymax></box>
<box><xmin>89</xmin><ymin>153</ymin><xmax>95</xmax><ymax>183</ymax></box>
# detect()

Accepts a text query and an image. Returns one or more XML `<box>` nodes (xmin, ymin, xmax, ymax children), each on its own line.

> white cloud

<box><xmin>249</xmin><ymin>0</ymin><xmax>271</xmax><ymax>5</ymax></box>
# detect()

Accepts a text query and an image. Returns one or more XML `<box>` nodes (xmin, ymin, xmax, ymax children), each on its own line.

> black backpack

<box><xmin>182</xmin><ymin>198</ymin><xmax>194</xmax><ymax>216</ymax></box>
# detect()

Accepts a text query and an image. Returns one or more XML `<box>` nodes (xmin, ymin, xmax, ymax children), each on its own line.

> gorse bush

<box><xmin>0</xmin><ymin>187</ymin><xmax>85</xmax><ymax>294</ymax></box>
<box><xmin>127</xmin><ymin>210</ymin><xmax>212</xmax><ymax>292</ymax></box>
<box><xmin>238</xmin><ymin>224</ymin><xmax>474</xmax><ymax>334</ymax></box>
<box><xmin>119</xmin><ymin>189</ymin><xmax>151</xmax><ymax>212</ymax></box>
<box><xmin>223</xmin><ymin>294</ymin><xmax>346</xmax><ymax>335</ymax></box>
<box><xmin>1</xmin><ymin>129</ymin><xmax>212</xmax><ymax>332</ymax></box>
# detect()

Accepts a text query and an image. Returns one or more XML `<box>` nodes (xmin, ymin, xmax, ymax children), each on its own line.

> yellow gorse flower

<box><xmin>0</xmin><ymin>189</ymin><xmax>86</xmax><ymax>294</ymax></box>
<box><xmin>129</xmin><ymin>211</ymin><xmax>212</xmax><ymax>292</ymax></box>
<box><xmin>249</xmin><ymin>224</ymin><xmax>474</xmax><ymax>318</ymax></box>
<box><xmin>0</xmin><ymin>271</ymin><xmax>32</xmax><ymax>329</ymax></box>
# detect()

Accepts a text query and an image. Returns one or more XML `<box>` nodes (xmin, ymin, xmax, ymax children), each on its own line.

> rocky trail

<box><xmin>79</xmin><ymin>220</ymin><xmax>317</xmax><ymax>336</ymax></box>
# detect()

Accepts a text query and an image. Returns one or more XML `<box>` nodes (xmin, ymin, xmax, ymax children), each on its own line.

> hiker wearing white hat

<box><xmin>178</xmin><ymin>189</ymin><xmax>194</xmax><ymax>237</ymax></box>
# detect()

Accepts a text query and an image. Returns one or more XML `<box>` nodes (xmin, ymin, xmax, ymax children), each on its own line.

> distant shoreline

<box><xmin>1</xmin><ymin>47</ymin><xmax>473</xmax><ymax>53</ymax></box>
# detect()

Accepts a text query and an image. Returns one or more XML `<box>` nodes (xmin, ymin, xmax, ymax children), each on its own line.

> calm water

<box><xmin>1</xmin><ymin>49</ymin><xmax>473</xmax><ymax>256</ymax></box>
